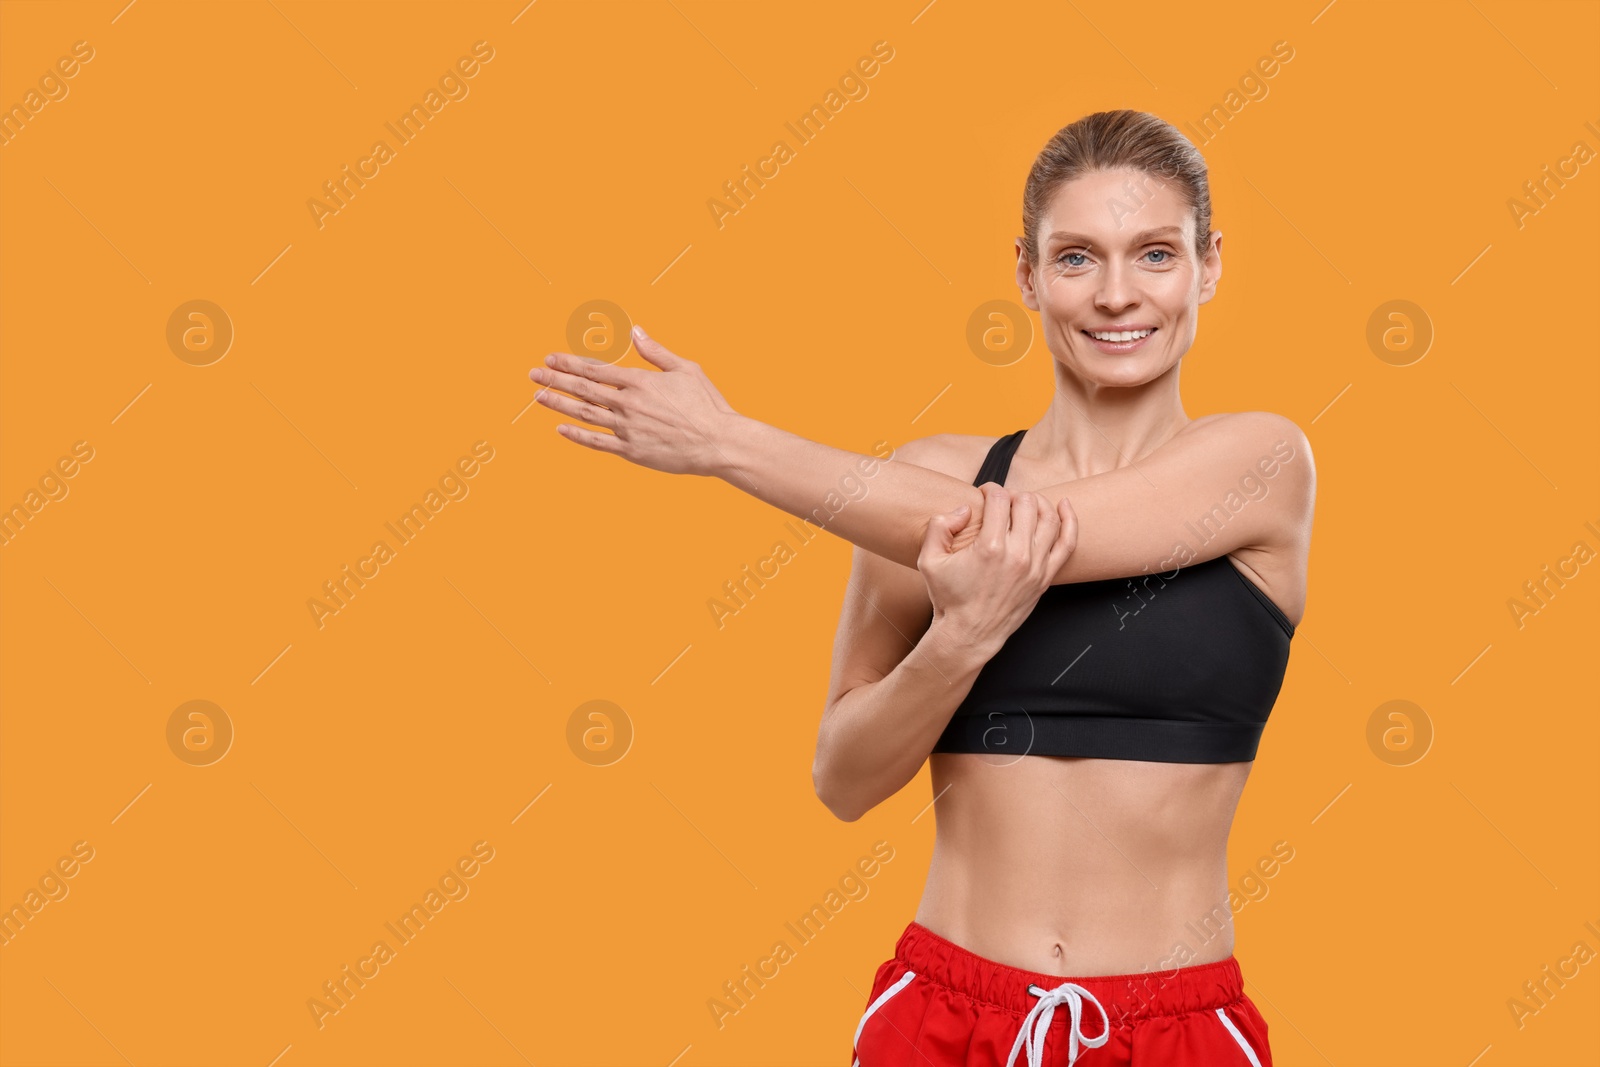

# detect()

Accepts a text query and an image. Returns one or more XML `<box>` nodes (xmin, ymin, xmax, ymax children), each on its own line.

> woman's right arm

<box><xmin>814</xmin><ymin>478</ymin><xmax>1076</xmax><ymax>822</ymax></box>
<box><xmin>812</xmin><ymin>547</ymin><xmax>996</xmax><ymax>823</ymax></box>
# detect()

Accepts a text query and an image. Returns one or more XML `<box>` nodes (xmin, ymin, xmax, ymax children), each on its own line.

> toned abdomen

<box><xmin>915</xmin><ymin>751</ymin><xmax>1252</xmax><ymax>977</ymax></box>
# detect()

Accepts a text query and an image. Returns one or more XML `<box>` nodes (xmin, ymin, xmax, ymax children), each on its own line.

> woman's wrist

<box><xmin>925</xmin><ymin>612</ymin><xmax>1007</xmax><ymax>671</ymax></box>
<box><xmin>704</xmin><ymin>410</ymin><xmax>763</xmax><ymax>482</ymax></box>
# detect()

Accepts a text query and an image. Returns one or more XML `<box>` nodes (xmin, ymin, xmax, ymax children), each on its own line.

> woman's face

<box><xmin>1015</xmin><ymin>166</ymin><xmax>1221</xmax><ymax>388</ymax></box>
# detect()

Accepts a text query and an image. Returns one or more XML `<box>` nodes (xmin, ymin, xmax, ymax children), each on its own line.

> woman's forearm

<box><xmin>713</xmin><ymin>414</ymin><xmax>983</xmax><ymax>570</ymax></box>
<box><xmin>533</xmin><ymin>331</ymin><xmax>1307</xmax><ymax>586</ymax></box>
<box><xmin>814</xmin><ymin>617</ymin><xmax>995</xmax><ymax>822</ymax></box>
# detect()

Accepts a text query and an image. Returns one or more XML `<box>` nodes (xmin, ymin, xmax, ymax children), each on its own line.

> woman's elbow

<box><xmin>812</xmin><ymin>754</ymin><xmax>867</xmax><ymax>822</ymax></box>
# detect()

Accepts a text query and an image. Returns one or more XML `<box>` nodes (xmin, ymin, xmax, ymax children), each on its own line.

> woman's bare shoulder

<box><xmin>1183</xmin><ymin>410</ymin><xmax>1309</xmax><ymax>445</ymax></box>
<box><xmin>1187</xmin><ymin>411</ymin><xmax>1314</xmax><ymax>488</ymax></box>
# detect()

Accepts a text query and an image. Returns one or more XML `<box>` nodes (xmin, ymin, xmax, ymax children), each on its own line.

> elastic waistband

<box><xmin>932</xmin><ymin>713</ymin><xmax>1266</xmax><ymax>763</ymax></box>
<box><xmin>893</xmin><ymin>921</ymin><xmax>1243</xmax><ymax>1026</ymax></box>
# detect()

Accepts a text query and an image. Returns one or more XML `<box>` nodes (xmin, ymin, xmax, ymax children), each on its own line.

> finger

<box><xmin>924</xmin><ymin>509</ymin><xmax>962</xmax><ymax>548</ymax></box>
<box><xmin>531</xmin><ymin>363</ymin><xmax>621</xmax><ymax>409</ymax></box>
<box><xmin>554</xmin><ymin>422</ymin><xmax>626</xmax><ymax>455</ymax></box>
<box><xmin>932</xmin><ymin>503</ymin><xmax>974</xmax><ymax>549</ymax></box>
<box><xmin>630</xmin><ymin>325</ymin><xmax>689</xmax><ymax>371</ymax></box>
<box><xmin>1044</xmin><ymin>496</ymin><xmax>1080</xmax><ymax>575</ymax></box>
<box><xmin>1008</xmin><ymin>489</ymin><xmax>1038</xmax><ymax>553</ymax></box>
<box><xmin>534</xmin><ymin>386</ymin><xmax>617</xmax><ymax>430</ymax></box>
<box><xmin>1029</xmin><ymin>491</ymin><xmax>1060</xmax><ymax>559</ymax></box>
<box><xmin>541</xmin><ymin>352</ymin><xmax>635</xmax><ymax>389</ymax></box>
<box><xmin>975</xmin><ymin>482</ymin><xmax>1012</xmax><ymax>551</ymax></box>
<box><xmin>948</xmin><ymin>518</ymin><xmax>980</xmax><ymax>554</ymax></box>
<box><xmin>917</xmin><ymin>508</ymin><xmax>963</xmax><ymax>570</ymax></box>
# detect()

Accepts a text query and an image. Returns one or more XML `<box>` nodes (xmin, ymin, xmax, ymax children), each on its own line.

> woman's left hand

<box><xmin>528</xmin><ymin>325</ymin><xmax>740</xmax><ymax>476</ymax></box>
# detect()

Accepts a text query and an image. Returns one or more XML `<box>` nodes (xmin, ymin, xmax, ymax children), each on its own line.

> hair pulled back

<box><xmin>1021</xmin><ymin>110</ymin><xmax>1212</xmax><ymax>266</ymax></box>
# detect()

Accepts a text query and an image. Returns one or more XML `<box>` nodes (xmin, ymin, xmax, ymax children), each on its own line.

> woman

<box><xmin>528</xmin><ymin>110</ymin><xmax>1313</xmax><ymax>1066</ymax></box>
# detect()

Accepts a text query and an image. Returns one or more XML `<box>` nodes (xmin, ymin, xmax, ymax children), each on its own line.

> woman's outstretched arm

<box><xmin>529</xmin><ymin>327</ymin><xmax>1314</xmax><ymax>584</ymax></box>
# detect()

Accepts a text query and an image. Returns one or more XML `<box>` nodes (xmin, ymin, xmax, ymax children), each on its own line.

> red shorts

<box><xmin>852</xmin><ymin>921</ymin><xmax>1272</xmax><ymax>1066</ymax></box>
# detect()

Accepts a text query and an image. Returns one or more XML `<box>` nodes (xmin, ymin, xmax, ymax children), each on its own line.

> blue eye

<box><xmin>1055</xmin><ymin>248</ymin><xmax>1173</xmax><ymax>268</ymax></box>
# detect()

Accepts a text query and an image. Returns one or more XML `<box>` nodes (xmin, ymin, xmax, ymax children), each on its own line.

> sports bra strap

<box><xmin>973</xmin><ymin>429</ymin><xmax>1028</xmax><ymax>488</ymax></box>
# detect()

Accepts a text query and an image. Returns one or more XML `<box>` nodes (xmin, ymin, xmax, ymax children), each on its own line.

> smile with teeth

<box><xmin>1086</xmin><ymin>328</ymin><xmax>1155</xmax><ymax>341</ymax></box>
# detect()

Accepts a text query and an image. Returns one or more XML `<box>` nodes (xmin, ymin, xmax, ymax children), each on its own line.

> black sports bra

<box><xmin>930</xmin><ymin>429</ymin><xmax>1294</xmax><ymax>763</ymax></box>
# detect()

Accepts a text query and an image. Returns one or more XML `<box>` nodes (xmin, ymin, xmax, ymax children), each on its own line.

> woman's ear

<box><xmin>1014</xmin><ymin>238</ymin><xmax>1040</xmax><ymax>311</ymax></box>
<box><xmin>1197</xmin><ymin>229</ymin><xmax>1223</xmax><ymax>305</ymax></box>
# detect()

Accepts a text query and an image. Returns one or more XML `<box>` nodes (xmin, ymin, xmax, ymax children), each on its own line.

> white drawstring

<box><xmin>1004</xmin><ymin>980</ymin><xmax>1110</xmax><ymax>1067</ymax></box>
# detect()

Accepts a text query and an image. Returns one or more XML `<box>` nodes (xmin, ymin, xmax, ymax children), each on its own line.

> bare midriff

<box><xmin>915</xmin><ymin>751</ymin><xmax>1252</xmax><ymax>977</ymax></box>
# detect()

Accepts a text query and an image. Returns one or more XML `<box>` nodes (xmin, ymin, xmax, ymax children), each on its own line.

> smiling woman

<box><xmin>527</xmin><ymin>109</ymin><xmax>1312</xmax><ymax>1066</ymax></box>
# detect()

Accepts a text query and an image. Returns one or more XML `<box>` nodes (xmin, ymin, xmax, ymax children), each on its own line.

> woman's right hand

<box><xmin>916</xmin><ymin>483</ymin><xmax>1078</xmax><ymax>654</ymax></box>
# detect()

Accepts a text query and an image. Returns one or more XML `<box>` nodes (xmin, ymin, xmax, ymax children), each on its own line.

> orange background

<box><xmin>2</xmin><ymin>1</ymin><xmax>1597</xmax><ymax>1064</ymax></box>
